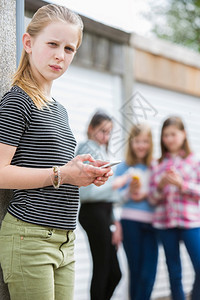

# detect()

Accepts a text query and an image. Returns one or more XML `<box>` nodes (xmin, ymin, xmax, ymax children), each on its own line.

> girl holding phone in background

<box><xmin>115</xmin><ymin>123</ymin><xmax>158</xmax><ymax>300</ymax></box>
<box><xmin>76</xmin><ymin>110</ymin><xmax>122</xmax><ymax>300</ymax></box>
<box><xmin>149</xmin><ymin>116</ymin><xmax>200</xmax><ymax>300</ymax></box>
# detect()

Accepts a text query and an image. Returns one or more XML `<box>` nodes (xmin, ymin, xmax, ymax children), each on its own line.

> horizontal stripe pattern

<box><xmin>0</xmin><ymin>86</ymin><xmax>79</xmax><ymax>230</ymax></box>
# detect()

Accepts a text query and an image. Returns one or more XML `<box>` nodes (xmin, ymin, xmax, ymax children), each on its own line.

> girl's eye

<box><xmin>48</xmin><ymin>42</ymin><xmax>57</xmax><ymax>47</ymax></box>
<box><xmin>65</xmin><ymin>46</ymin><xmax>76</xmax><ymax>54</ymax></box>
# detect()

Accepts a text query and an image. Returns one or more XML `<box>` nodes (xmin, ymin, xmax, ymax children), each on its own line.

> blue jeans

<box><xmin>157</xmin><ymin>227</ymin><xmax>200</xmax><ymax>300</ymax></box>
<box><xmin>121</xmin><ymin>219</ymin><xmax>158</xmax><ymax>300</ymax></box>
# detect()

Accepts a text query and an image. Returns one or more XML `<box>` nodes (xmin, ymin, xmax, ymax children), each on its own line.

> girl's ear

<box><xmin>22</xmin><ymin>33</ymin><xmax>32</xmax><ymax>54</ymax></box>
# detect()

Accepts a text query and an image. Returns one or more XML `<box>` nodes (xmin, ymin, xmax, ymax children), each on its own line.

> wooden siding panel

<box><xmin>134</xmin><ymin>50</ymin><xmax>200</xmax><ymax>97</ymax></box>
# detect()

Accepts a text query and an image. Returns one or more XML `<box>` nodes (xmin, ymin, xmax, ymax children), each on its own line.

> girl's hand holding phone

<box><xmin>62</xmin><ymin>155</ymin><xmax>113</xmax><ymax>187</ymax></box>
<box><xmin>158</xmin><ymin>168</ymin><xmax>183</xmax><ymax>191</ymax></box>
<box><xmin>158</xmin><ymin>174</ymin><xmax>169</xmax><ymax>191</ymax></box>
<box><xmin>166</xmin><ymin>168</ymin><xmax>183</xmax><ymax>189</ymax></box>
<box><xmin>90</xmin><ymin>159</ymin><xmax>115</xmax><ymax>186</ymax></box>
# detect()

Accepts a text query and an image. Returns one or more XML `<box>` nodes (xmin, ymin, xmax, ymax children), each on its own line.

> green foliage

<box><xmin>147</xmin><ymin>0</ymin><xmax>200</xmax><ymax>52</ymax></box>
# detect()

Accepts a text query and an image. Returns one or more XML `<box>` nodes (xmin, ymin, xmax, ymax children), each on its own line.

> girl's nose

<box><xmin>55</xmin><ymin>49</ymin><xmax>64</xmax><ymax>61</ymax></box>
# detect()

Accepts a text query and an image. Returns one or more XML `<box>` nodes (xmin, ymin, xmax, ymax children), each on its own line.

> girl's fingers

<box><xmin>103</xmin><ymin>170</ymin><xmax>113</xmax><ymax>177</ymax></box>
<box><xmin>76</xmin><ymin>154</ymin><xmax>95</xmax><ymax>163</ymax></box>
<box><xmin>93</xmin><ymin>180</ymin><xmax>106</xmax><ymax>186</ymax></box>
<box><xmin>93</xmin><ymin>174</ymin><xmax>110</xmax><ymax>185</ymax></box>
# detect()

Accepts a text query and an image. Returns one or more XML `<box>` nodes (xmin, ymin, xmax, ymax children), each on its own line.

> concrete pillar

<box><xmin>0</xmin><ymin>0</ymin><xmax>17</xmax><ymax>299</ymax></box>
<box><xmin>120</xmin><ymin>44</ymin><xmax>135</xmax><ymax>137</ymax></box>
<box><xmin>0</xmin><ymin>0</ymin><xmax>16</xmax><ymax>98</ymax></box>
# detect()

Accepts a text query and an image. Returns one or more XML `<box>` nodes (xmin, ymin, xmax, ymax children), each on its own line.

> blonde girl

<box><xmin>115</xmin><ymin>123</ymin><xmax>158</xmax><ymax>300</ymax></box>
<box><xmin>0</xmin><ymin>4</ymin><xmax>112</xmax><ymax>300</ymax></box>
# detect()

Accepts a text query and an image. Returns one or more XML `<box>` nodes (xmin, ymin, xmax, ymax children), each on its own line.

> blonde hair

<box><xmin>125</xmin><ymin>123</ymin><xmax>153</xmax><ymax>166</ymax></box>
<box><xmin>12</xmin><ymin>4</ymin><xmax>83</xmax><ymax>109</ymax></box>
<box><xmin>159</xmin><ymin>116</ymin><xmax>191</xmax><ymax>163</ymax></box>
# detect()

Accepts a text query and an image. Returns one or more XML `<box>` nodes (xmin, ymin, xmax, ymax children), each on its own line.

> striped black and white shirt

<box><xmin>0</xmin><ymin>85</ymin><xmax>79</xmax><ymax>230</ymax></box>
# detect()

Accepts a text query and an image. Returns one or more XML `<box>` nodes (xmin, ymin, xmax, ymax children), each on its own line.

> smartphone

<box><xmin>100</xmin><ymin>160</ymin><xmax>121</xmax><ymax>168</ymax></box>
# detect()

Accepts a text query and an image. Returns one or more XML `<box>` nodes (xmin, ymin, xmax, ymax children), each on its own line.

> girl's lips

<box><xmin>49</xmin><ymin>65</ymin><xmax>62</xmax><ymax>71</ymax></box>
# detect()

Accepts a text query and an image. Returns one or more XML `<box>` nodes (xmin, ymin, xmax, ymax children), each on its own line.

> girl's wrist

<box><xmin>59</xmin><ymin>165</ymin><xmax>68</xmax><ymax>185</ymax></box>
<box><xmin>178</xmin><ymin>179</ymin><xmax>183</xmax><ymax>190</ymax></box>
<box><xmin>157</xmin><ymin>182</ymin><xmax>164</xmax><ymax>192</ymax></box>
<box><xmin>52</xmin><ymin>166</ymin><xmax>61</xmax><ymax>189</ymax></box>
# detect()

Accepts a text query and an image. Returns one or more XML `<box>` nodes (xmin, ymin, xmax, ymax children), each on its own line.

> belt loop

<box><xmin>48</xmin><ymin>229</ymin><xmax>53</xmax><ymax>237</ymax></box>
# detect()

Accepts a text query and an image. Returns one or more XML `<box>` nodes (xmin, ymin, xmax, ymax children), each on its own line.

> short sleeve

<box><xmin>0</xmin><ymin>88</ymin><xmax>32</xmax><ymax>147</ymax></box>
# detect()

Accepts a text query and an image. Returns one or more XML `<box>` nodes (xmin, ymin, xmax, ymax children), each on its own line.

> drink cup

<box><xmin>132</xmin><ymin>175</ymin><xmax>140</xmax><ymax>181</ymax></box>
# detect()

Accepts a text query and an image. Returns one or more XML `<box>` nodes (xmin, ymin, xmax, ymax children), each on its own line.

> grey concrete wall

<box><xmin>0</xmin><ymin>0</ymin><xmax>16</xmax><ymax>299</ymax></box>
<box><xmin>0</xmin><ymin>0</ymin><xmax>16</xmax><ymax>97</ymax></box>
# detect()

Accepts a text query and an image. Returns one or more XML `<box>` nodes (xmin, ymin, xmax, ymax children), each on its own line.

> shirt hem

<box><xmin>120</xmin><ymin>208</ymin><xmax>153</xmax><ymax>223</ymax></box>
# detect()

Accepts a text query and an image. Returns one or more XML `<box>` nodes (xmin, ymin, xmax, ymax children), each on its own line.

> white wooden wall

<box><xmin>133</xmin><ymin>83</ymin><xmax>200</xmax><ymax>159</ymax></box>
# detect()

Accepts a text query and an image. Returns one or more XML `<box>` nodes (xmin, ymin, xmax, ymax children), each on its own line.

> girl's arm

<box><xmin>180</xmin><ymin>181</ymin><xmax>200</xmax><ymax>200</ymax></box>
<box><xmin>148</xmin><ymin>163</ymin><xmax>165</xmax><ymax>205</ymax></box>
<box><xmin>149</xmin><ymin>182</ymin><xmax>163</xmax><ymax>205</ymax></box>
<box><xmin>111</xmin><ymin>220</ymin><xmax>123</xmax><ymax>249</ymax></box>
<box><xmin>112</xmin><ymin>173</ymin><xmax>130</xmax><ymax>190</ymax></box>
<box><xmin>0</xmin><ymin>143</ymin><xmax>112</xmax><ymax>189</ymax></box>
<box><xmin>165</xmin><ymin>163</ymin><xmax>200</xmax><ymax>201</ymax></box>
<box><xmin>179</xmin><ymin>163</ymin><xmax>200</xmax><ymax>200</ymax></box>
<box><xmin>112</xmin><ymin>163</ymin><xmax>131</xmax><ymax>203</ymax></box>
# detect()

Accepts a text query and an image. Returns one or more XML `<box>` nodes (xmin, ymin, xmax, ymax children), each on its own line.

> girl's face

<box><xmin>23</xmin><ymin>21</ymin><xmax>79</xmax><ymax>90</ymax></box>
<box><xmin>162</xmin><ymin>125</ymin><xmax>186</xmax><ymax>154</ymax></box>
<box><xmin>89</xmin><ymin>120</ymin><xmax>113</xmax><ymax>145</ymax></box>
<box><xmin>131</xmin><ymin>132</ymin><xmax>151</xmax><ymax>161</ymax></box>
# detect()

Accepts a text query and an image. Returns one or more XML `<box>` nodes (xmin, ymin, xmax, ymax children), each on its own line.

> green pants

<box><xmin>0</xmin><ymin>213</ymin><xmax>75</xmax><ymax>300</ymax></box>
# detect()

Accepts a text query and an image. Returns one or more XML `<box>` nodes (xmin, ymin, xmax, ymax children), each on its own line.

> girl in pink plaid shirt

<box><xmin>149</xmin><ymin>116</ymin><xmax>200</xmax><ymax>300</ymax></box>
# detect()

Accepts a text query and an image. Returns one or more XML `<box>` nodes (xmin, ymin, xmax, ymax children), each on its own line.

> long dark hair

<box><xmin>159</xmin><ymin>116</ymin><xmax>191</xmax><ymax>163</ymax></box>
<box><xmin>87</xmin><ymin>110</ymin><xmax>112</xmax><ymax>151</ymax></box>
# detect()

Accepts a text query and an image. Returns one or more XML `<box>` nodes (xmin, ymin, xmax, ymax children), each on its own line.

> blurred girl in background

<box><xmin>115</xmin><ymin>123</ymin><xmax>158</xmax><ymax>300</ymax></box>
<box><xmin>76</xmin><ymin>110</ymin><xmax>122</xmax><ymax>300</ymax></box>
<box><xmin>149</xmin><ymin>116</ymin><xmax>200</xmax><ymax>300</ymax></box>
